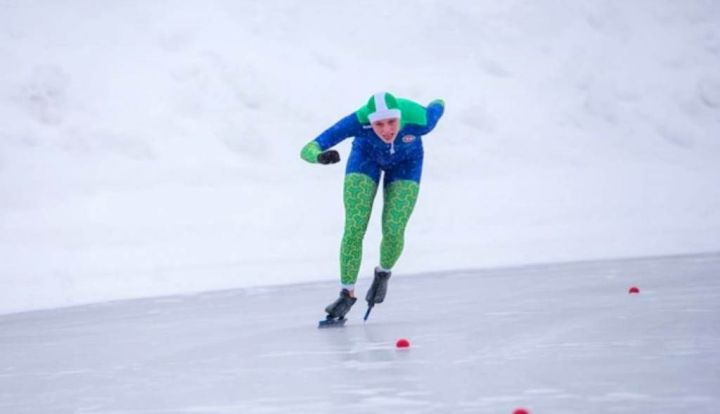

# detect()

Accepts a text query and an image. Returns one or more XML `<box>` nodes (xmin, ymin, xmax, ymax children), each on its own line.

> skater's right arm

<box><xmin>300</xmin><ymin>113</ymin><xmax>362</xmax><ymax>164</ymax></box>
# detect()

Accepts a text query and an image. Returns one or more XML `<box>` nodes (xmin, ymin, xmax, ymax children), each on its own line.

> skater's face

<box><xmin>371</xmin><ymin>118</ymin><xmax>400</xmax><ymax>143</ymax></box>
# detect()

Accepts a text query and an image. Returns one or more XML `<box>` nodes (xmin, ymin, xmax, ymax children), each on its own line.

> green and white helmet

<box><xmin>366</xmin><ymin>92</ymin><xmax>402</xmax><ymax>123</ymax></box>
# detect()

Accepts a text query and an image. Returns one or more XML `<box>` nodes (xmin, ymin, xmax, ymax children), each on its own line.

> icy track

<box><xmin>1</xmin><ymin>253</ymin><xmax>719</xmax><ymax>414</ymax></box>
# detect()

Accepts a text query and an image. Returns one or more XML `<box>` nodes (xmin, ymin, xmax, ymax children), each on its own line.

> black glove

<box><xmin>317</xmin><ymin>150</ymin><xmax>340</xmax><ymax>165</ymax></box>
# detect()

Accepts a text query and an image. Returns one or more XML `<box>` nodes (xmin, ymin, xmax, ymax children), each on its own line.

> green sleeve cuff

<box><xmin>300</xmin><ymin>141</ymin><xmax>322</xmax><ymax>164</ymax></box>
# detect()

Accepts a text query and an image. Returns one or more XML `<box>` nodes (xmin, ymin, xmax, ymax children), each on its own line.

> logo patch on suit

<box><xmin>402</xmin><ymin>134</ymin><xmax>416</xmax><ymax>143</ymax></box>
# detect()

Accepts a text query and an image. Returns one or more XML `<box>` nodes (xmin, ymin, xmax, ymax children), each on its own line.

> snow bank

<box><xmin>1</xmin><ymin>0</ymin><xmax>719</xmax><ymax>314</ymax></box>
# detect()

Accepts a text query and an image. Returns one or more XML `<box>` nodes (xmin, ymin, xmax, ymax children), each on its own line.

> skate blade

<box><xmin>318</xmin><ymin>317</ymin><xmax>347</xmax><ymax>328</ymax></box>
<box><xmin>363</xmin><ymin>305</ymin><xmax>373</xmax><ymax>321</ymax></box>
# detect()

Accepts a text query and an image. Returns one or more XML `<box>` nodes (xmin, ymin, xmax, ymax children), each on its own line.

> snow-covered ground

<box><xmin>1</xmin><ymin>253</ymin><xmax>718</xmax><ymax>413</ymax></box>
<box><xmin>1</xmin><ymin>1</ymin><xmax>720</xmax><ymax>315</ymax></box>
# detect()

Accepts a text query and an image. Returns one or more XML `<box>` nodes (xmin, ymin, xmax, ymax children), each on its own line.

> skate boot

<box><xmin>324</xmin><ymin>289</ymin><xmax>357</xmax><ymax>319</ymax></box>
<box><xmin>365</xmin><ymin>267</ymin><xmax>392</xmax><ymax>305</ymax></box>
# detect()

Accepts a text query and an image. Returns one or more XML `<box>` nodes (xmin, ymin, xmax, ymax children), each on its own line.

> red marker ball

<box><xmin>629</xmin><ymin>286</ymin><xmax>640</xmax><ymax>294</ymax></box>
<box><xmin>396</xmin><ymin>338</ymin><xmax>410</xmax><ymax>348</ymax></box>
<box><xmin>513</xmin><ymin>409</ymin><xmax>530</xmax><ymax>414</ymax></box>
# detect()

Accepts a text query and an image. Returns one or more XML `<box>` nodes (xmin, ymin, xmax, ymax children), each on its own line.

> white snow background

<box><xmin>1</xmin><ymin>0</ymin><xmax>720</xmax><ymax>314</ymax></box>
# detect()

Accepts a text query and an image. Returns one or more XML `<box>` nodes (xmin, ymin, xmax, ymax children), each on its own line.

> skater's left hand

<box><xmin>317</xmin><ymin>150</ymin><xmax>341</xmax><ymax>165</ymax></box>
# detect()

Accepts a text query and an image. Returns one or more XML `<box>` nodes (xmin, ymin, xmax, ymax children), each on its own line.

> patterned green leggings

<box><xmin>340</xmin><ymin>173</ymin><xmax>420</xmax><ymax>286</ymax></box>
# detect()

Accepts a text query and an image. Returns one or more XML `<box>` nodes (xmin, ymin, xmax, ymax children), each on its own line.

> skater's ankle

<box><xmin>341</xmin><ymin>285</ymin><xmax>356</xmax><ymax>298</ymax></box>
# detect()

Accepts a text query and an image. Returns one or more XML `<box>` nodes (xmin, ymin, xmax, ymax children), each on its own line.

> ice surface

<box><xmin>1</xmin><ymin>253</ymin><xmax>718</xmax><ymax>413</ymax></box>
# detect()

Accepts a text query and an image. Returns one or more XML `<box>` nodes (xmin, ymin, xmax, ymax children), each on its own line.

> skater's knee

<box><xmin>342</xmin><ymin>230</ymin><xmax>366</xmax><ymax>246</ymax></box>
<box><xmin>382</xmin><ymin>228</ymin><xmax>405</xmax><ymax>242</ymax></box>
<box><xmin>344</xmin><ymin>222</ymin><xmax>370</xmax><ymax>239</ymax></box>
